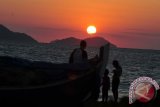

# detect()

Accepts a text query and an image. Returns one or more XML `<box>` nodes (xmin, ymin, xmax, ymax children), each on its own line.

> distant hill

<box><xmin>51</xmin><ymin>37</ymin><xmax>117</xmax><ymax>47</ymax></box>
<box><xmin>51</xmin><ymin>37</ymin><xmax>80</xmax><ymax>46</ymax></box>
<box><xmin>0</xmin><ymin>24</ymin><xmax>38</xmax><ymax>44</ymax></box>
<box><xmin>0</xmin><ymin>24</ymin><xmax>116</xmax><ymax>47</ymax></box>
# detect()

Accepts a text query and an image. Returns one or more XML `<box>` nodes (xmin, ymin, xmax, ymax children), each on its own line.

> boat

<box><xmin>0</xmin><ymin>44</ymin><xmax>110</xmax><ymax>105</ymax></box>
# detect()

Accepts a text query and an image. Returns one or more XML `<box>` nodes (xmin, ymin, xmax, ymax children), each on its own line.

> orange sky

<box><xmin>0</xmin><ymin>0</ymin><xmax>160</xmax><ymax>49</ymax></box>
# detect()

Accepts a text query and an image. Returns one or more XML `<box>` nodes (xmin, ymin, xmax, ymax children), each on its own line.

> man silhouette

<box><xmin>69</xmin><ymin>40</ymin><xmax>88</xmax><ymax>64</ymax></box>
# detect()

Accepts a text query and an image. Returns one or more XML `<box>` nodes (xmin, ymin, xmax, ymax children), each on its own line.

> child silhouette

<box><xmin>102</xmin><ymin>69</ymin><xmax>110</xmax><ymax>102</ymax></box>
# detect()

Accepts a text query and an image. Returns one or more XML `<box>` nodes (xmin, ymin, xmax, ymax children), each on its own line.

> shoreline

<box><xmin>85</xmin><ymin>89</ymin><xmax>160</xmax><ymax>107</ymax></box>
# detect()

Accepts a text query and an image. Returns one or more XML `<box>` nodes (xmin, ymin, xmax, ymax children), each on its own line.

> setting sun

<box><xmin>87</xmin><ymin>26</ymin><xmax>96</xmax><ymax>34</ymax></box>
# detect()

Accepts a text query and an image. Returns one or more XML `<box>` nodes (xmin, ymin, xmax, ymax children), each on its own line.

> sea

<box><xmin>0</xmin><ymin>42</ymin><xmax>160</xmax><ymax>100</ymax></box>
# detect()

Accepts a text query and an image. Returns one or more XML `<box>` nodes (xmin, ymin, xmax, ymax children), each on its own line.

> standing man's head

<box><xmin>80</xmin><ymin>40</ymin><xmax>87</xmax><ymax>50</ymax></box>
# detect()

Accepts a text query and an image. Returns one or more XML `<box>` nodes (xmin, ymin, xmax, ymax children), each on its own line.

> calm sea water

<box><xmin>0</xmin><ymin>43</ymin><xmax>160</xmax><ymax>98</ymax></box>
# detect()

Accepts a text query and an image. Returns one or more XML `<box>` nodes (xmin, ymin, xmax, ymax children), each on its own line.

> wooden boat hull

<box><xmin>0</xmin><ymin>67</ymin><xmax>98</xmax><ymax>105</ymax></box>
<box><xmin>0</xmin><ymin>44</ymin><xmax>110</xmax><ymax>105</ymax></box>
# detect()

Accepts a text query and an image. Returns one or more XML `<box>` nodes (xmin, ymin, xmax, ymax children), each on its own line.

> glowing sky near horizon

<box><xmin>0</xmin><ymin>0</ymin><xmax>160</xmax><ymax>49</ymax></box>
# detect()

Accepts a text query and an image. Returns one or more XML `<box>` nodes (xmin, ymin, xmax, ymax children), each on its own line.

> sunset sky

<box><xmin>0</xmin><ymin>0</ymin><xmax>160</xmax><ymax>49</ymax></box>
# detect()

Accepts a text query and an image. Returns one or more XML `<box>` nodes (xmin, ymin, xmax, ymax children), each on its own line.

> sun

<box><xmin>87</xmin><ymin>26</ymin><xmax>96</xmax><ymax>34</ymax></box>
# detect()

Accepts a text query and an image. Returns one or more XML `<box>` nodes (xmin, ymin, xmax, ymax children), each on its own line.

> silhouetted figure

<box><xmin>90</xmin><ymin>46</ymin><xmax>106</xmax><ymax>101</ymax></box>
<box><xmin>102</xmin><ymin>69</ymin><xmax>110</xmax><ymax>102</ymax></box>
<box><xmin>69</xmin><ymin>40</ymin><xmax>88</xmax><ymax>64</ymax></box>
<box><xmin>112</xmin><ymin>60</ymin><xmax>122</xmax><ymax>103</ymax></box>
<box><xmin>91</xmin><ymin>71</ymin><xmax>101</xmax><ymax>101</ymax></box>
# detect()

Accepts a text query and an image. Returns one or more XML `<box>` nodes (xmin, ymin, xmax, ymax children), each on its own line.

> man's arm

<box><xmin>69</xmin><ymin>49</ymin><xmax>76</xmax><ymax>63</ymax></box>
<box><xmin>82</xmin><ymin>50</ymin><xmax>88</xmax><ymax>60</ymax></box>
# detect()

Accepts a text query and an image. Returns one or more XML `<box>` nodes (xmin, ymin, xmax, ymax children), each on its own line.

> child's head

<box><xmin>104</xmin><ymin>69</ymin><xmax>109</xmax><ymax>76</ymax></box>
<box><xmin>112</xmin><ymin>60</ymin><xmax>120</xmax><ymax>68</ymax></box>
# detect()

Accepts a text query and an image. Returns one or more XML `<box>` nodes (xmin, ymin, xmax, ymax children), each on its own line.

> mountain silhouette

<box><xmin>0</xmin><ymin>24</ymin><xmax>116</xmax><ymax>47</ymax></box>
<box><xmin>0</xmin><ymin>24</ymin><xmax>38</xmax><ymax>44</ymax></box>
<box><xmin>51</xmin><ymin>37</ymin><xmax>116</xmax><ymax>47</ymax></box>
<box><xmin>51</xmin><ymin>37</ymin><xmax>80</xmax><ymax>46</ymax></box>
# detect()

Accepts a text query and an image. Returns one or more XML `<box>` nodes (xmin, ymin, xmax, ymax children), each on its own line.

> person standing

<box><xmin>69</xmin><ymin>40</ymin><xmax>88</xmax><ymax>64</ymax></box>
<box><xmin>112</xmin><ymin>60</ymin><xmax>122</xmax><ymax>103</ymax></box>
<box><xmin>102</xmin><ymin>69</ymin><xmax>110</xmax><ymax>102</ymax></box>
